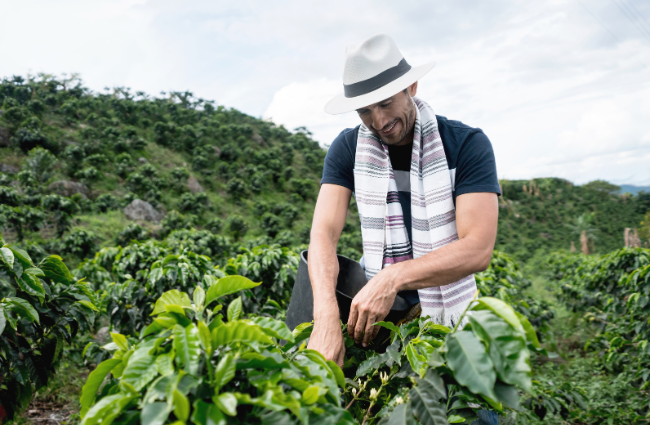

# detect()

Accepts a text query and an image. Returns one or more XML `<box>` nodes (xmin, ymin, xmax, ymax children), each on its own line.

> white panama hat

<box><xmin>324</xmin><ymin>34</ymin><xmax>436</xmax><ymax>115</ymax></box>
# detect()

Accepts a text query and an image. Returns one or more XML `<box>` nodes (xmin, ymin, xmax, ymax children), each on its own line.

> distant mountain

<box><xmin>619</xmin><ymin>185</ymin><xmax>650</xmax><ymax>195</ymax></box>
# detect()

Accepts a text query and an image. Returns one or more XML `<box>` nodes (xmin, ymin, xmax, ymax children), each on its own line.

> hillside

<box><xmin>0</xmin><ymin>74</ymin><xmax>365</xmax><ymax>266</ymax></box>
<box><xmin>1</xmin><ymin>74</ymin><xmax>648</xmax><ymax>266</ymax></box>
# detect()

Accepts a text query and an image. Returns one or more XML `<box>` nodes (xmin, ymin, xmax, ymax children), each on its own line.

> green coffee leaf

<box><xmin>379</xmin><ymin>402</ymin><xmax>414</xmax><ymax>425</ymax></box>
<box><xmin>205</xmin><ymin>275</ymin><xmax>260</xmax><ymax>307</ymax></box>
<box><xmin>405</xmin><ymin>342</ymin><xmax>427</xmax><ymax>377</ymax></box>
<box><xmin>151</xmin><ymin>290</ymin><xmax>192</xmax><ymax>316</ymax></box>
<box><xmin>237</xmin><ymin>351</ymin><xmax>289</xmax><ymax>370</ymax></box>
<box><xmin>214</xmin><ymin>353</ymin><xmax>236</xmax><ymax>391</ymax></box>
<box><xmin>5</xmin><ymin>297</ymin><xmax>39</xmax><ymax>324</ymax></box>
<box><xmin>494</xmin><ymin>382</ymin><xmax>521</xmax><ymax>410</ymax></box>
<box><xmin>473</xmin><ymin>297</ymin><xmax>522</xmax><ymax>331</ymax></box>
<box><xmin>516</xmin><ymin>312</ymin><xmax>540</xmax><ymax>349</ymax></box>
<box><xmin>40</xmin><ymin>255</ymin><xmax>74</xmax><ymax>284</ymax></box>
<box><xmin>122</xmin><ymin>349</ymin><xmax>159</xmax><ymax>391</ymax></box>
<box><xmin>198</xmin><ymin>320</ymin><xmax>212</xmax><ymax>354</ymax></box>
<box><xmin>212</xmin><ymin>321</ymin><xmax>274</xmax><ymax>347</ymax></box>
<box><xmin>253</xmin><ymin>316</ymin><xmax>294</xmax><ymax>342</ymax></box>
<box><xmin>24</xmin><ymin>267</ymin><xmax>44</xmax><ymax>277</ymax></box>
<box><xmin>110</xmin><ymin>333</ymin><xmax>129</xmax><ymax>351</ymax></box>
<box><xmin>302</xmin><ymin>386</ymin><xmax>320</xmax><ymax>405</ymax></box>
<box><xmin>16</xmin><ymin>273</ymin><xmax>45</xmax><ymax>301</ymax></box>
<box><xmin>1</xmin><ymin>247</ymin><xmax>14</xmax><ymax>269</ymax></box>
<box><xmin>156</xmin><ymin>351</ymin><xmax>175</xmax><ymax>376</ymax></box>
<box><xmin>10</xmin><ymin>246</ymin><xmax>33</xmax><ymax>269</ymax></box>
<box><xmin>173</xmin><ymin>324</ymin><xmax>201</xmax><ymax>375</ymax></box>
<box><xmin>80</xmin><ymin>394</ymin><xmax>135</xmax><ymax>425</ymax></box>
<box><xmin>193</xmin><ymin>286</ymin><xmax>206</xmax><ymax>310</ymax></box>
<box><xmin>468</xmin><ymin>311</ymin><xmax>531</xmax><ymax>394</ymax></box>
<box><xmin>141</xmin><ymin>402</ymin><xmax>171</xmax><ymax>425</ymax></box>
<box><xmin>445</xmin><ymin>331</ymin><xmax>497</xmax><ymax>401</ymax></box>
<box><xmin>173</xmin><ymin>390</ymin><xmax>190</xmax><ymax>422</ymax></box>
<box><xmin>79</xmin><ymin>358</ymin><xmax>122</xmax><ymax>418</ymax></box>
<box><xmin>409</xmin><ymin>370</ymin><xmax>448</xmax><ymax>425</ymax></box>
<box><xmin>191</xmin><ymin>399</ymin><xmax>226</xmax><ymax>425</ymax></box>
<box><xmin>0</xmin><ymin>305</ymin><xmax>6</xmax><ymax>335</ymax></box>
<box><xmin>227</xmin><ymin>297</ymin><xmax>243</xmax><ymax>322</ymax></box>
<box><xmin>214</xmin><ymin>392</ymin><xmax>238</xmax><ymax>416</ymax></box>
<box><xmin>374</xmin><ymin>320</ymin><xmax>400</xmax><ymax>335</ymax></box>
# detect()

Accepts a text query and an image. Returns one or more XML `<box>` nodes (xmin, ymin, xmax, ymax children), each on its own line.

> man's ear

<box><xmin>407</xmin><ymin>81</ymin><xmax>418</xmax><ymax>97</ymax></box>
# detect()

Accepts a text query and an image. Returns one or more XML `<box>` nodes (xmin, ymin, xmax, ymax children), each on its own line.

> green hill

<box><xmin>1</xmin><ymin>74</ymin><xmax>647</xmax><ymax>266</ymax></box>
<box><xmin>0</xmin><ymin>74</ymin><xmax>365</xmax><ymax>266</ymax></box>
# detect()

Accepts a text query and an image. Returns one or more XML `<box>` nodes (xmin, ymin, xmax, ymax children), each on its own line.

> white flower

<box><xmin>380</xmin><ymin>371</ymin><xmax>389</xmax><ymax>385</ymax></box>
<box><xmin>352</xmin><ymin>388</ymin><xmax>357</xmax><ymax>396</ymax></box>
<box><xmin>394</xmin><ymin>396</ymin><xmax>404</xmax><ymax>405</ymax></box>
<box><xmin>369</xmin><ymin>388</ymin><xmax>379</xmax><ymax>401</ymax></box>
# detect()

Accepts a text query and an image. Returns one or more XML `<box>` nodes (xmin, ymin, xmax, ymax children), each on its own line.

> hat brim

<box><xmin>324</xmin><ymin>61</ymin><xmax>436</xmax><ymax>115</ymax></box>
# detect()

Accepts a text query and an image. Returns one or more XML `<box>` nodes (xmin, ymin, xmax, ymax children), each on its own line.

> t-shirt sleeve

<box><xmin>320</xmin><ymin>129</ymin><xmax>356</xmax><ymax>192</ymax></box>
<box><xmin>454</xmin><ymin>130</ymin><xmax>501</xmax><ymax>197</ymax></box>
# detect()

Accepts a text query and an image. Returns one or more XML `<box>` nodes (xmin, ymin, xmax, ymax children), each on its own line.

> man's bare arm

<box><xmin>306</xmin><ymin>184</ymin><xmax>352</xmax><ymax>366</ymax></box>
<box><xmin>393</xmin><ymin>192</ymin><xmax>498</xmax><ymax>291</ymax></box>
<box><xmin>348</xmin><ymin>192</ymin><xmax>498</xmax><ymax>345</ymax></box>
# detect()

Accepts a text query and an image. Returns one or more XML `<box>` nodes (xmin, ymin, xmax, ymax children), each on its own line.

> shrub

<box><xmin>94</xmin><ymin>193</ymin><xmax>120</xmax><ymax>212</ymax></box>
<box><xmin>0</xmin><ymin>240</ymin><xmax>98</xmax><ymax>421</ymax></box>
<box><xmin>226</xmin><ymin>178</ymin><xmax>246</xmax><ymax>199</ymax></box>
<box><xmin>161</xmin><ymin>210</ymin><xmax>192</xmax><ymax>238</ymax></box>
<box><xmin>116</xmin><ymin>223</ymin><xmax>148</xmax><ymax>246</ymax></box>
<box><xmin>24</xmin><ymin>147</ymin><xmax>58</xmax><ymax>184</ymax></box>
<box><xmin>12</xmin><ymin>117</ymin><xmax>50</xmax><ymax>152</ymax></box>
<box><xmin>166</xmin><ymin>229</ymin><xmax>232</xmax><ymax>263</ymax></box>
<box><xmin>0</xmin><ymin>186</ymin><xmax>21</xmax><ymax>207</ymax></box>
<box><xmin>76</xmin><ymin>165</ymin><xmax>99</xmax><ymax>183</ymax></box>
<box><xmin>227</xmin><ymin>215</ymin><xmax>247</xmax><ymax>240</ymax></box>
<box><xmin>178</xmin><ymin>192</ymin><xmax>209</xmax><ymax>214</ymax></box>
<box><xmin>59</xmin><ymin>229</ymin><xmax>98</xmax><ymax>259</ymax></box>
<box><xmin>206</xmin><ymin>217</ymin><xmax>223</xmax><ymax>234</ymax></box>
<box><xmin>79</xmin><ymin>281</ymin><xmax>535</xmax><ymax>425</ymax></box>
<box><xmin>260</xmin><ymin>212</ymin><xmax>281</xmax><ymax>238</ymax></box>
<box><xmin>221</xmin><ymin>244</ymin><xmax>298</xmax><ymax>316</ymax></box>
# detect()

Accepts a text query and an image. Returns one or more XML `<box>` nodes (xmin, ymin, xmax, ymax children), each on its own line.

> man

<box><xmin>306</xmin><ymin>33</ymin><xmax>500</xmax><ymax>424</ymax></box>
<box><xmin>308</xmin><ymin>34</ymin><xmax>500</xmax><ymax>370</ymax></box>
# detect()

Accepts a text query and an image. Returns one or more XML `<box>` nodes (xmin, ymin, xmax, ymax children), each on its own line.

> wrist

<box><xmin>313</xmin><ymin>294</ymin><xmax>339</xmax><ymax>323</ymax></box>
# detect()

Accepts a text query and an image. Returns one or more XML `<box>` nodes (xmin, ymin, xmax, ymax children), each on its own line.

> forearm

<box><xmin>393</xmin><ymin>234</ymin><xmax>493</xmax><ymax>291</ymax></box>
<box><xmin>308</xmin><ymin>229</ymin><xmax>341</xmax><ymax>320</ymax></box>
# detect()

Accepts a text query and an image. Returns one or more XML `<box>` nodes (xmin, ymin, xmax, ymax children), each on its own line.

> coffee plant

<box><xmin>79</xmin><ymin>275</ymin><xmax>536</xmax><ymax>424</ymax></box>
<box><xmin>0</xmin><ymin>238</ymin><xmax>98</xmax><ymax>421</ymax></box>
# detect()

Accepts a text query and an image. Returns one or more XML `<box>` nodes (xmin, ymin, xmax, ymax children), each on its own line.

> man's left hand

<box><xmin>347</xmin><ymin>265</ymin><xmax>399</xmax><ymax>346</ymax></box>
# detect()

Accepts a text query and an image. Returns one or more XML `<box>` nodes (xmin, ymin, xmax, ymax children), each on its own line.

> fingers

<box><xmin>354</xmin><ymin>309</ymin><xmax>369</xmax><ymax>344</ymax></box>
<box><xmin>362</xmin><ymin>317</ymin><xmax>376</xmax><ymax>347</ymax></box>
<box><xmin>336</xmin><ymin>345</ymin><xmax>345</xmax><ymax>368</ymax></box>
<box><xmin>347</xmin><ymin>306</ymin><xmax>358</xmax><ymax>339</ymax></box>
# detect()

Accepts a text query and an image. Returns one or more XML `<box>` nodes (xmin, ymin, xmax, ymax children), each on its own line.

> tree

<box><xmin>24</xmin><ymin>147</ymin><xmax>58</xmax><ymax>184</ymax></box>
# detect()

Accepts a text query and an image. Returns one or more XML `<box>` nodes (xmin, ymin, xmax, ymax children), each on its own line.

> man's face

<box><xmin>356</xmin><ymin>83</ymin><xmax>417</xmax><ymax>146</ymax></box>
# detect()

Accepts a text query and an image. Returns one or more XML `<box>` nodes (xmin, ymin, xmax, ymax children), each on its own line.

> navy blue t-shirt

<box><xmin>321</xmin><ymin>115</ymin><xmax>501</xmax><ymax>304</ymax></box>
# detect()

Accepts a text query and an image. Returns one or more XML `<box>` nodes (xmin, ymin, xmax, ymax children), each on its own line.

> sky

<box><xmin>1</xmin><ymin>0</ymin><xmax>649</xmax><ymax>185</ymax></box>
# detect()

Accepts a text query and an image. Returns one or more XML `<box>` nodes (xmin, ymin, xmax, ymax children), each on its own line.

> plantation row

<box><xmin>547</xmin><ymin>247</ymin><xmax>650</xmax><ymax>423</ymax></box>
<box><xmin>1</xmin><ymin>233</ymin><xmax>569</xmax><ymax>424</ymax></box>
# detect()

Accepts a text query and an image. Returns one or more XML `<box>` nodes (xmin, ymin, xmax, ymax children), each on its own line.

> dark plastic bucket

<box><xmin>285</xmin><ymin>250</ymin><xmax>411</xmax><ymax>331</ymax></box>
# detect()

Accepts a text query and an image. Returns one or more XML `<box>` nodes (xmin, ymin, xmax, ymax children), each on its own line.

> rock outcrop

<box><xmin>124</xmin><ymin>199</ymin><xmax>165</xmax><ymax>223</ymax></box>
<box><xmin>48</xmin><ymin>180</ymin><xmax>90</xmax><ymax>198</ymax></box>
<box><xmin>187</xmin><ymin>175</ymin><xmax>204</xmax><ymax>193</ymax></box>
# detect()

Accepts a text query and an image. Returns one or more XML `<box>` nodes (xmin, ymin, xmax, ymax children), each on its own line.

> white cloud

<box><xmin>1</xmin><ymin>0</ymin><xmax>649</xmax><ymax>184</ymax></box>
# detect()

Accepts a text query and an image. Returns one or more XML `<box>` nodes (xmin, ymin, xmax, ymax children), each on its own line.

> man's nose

<box><xmin>371</xmin><ymin>109</ymin><xmax>390</xmax><ymax>131</ymax></box>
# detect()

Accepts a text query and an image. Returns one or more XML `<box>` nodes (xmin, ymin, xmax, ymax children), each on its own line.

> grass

<box><xmin>71</xmin><ymin>210</ymin><xmax>154</xmax><ymax>249</ymax></box>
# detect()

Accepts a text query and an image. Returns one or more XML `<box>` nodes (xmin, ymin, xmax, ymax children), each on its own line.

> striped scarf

<box><xmin>354</xmin><ymin>97</ymin><xmax>477</xmax><ymax>327</ymax></box>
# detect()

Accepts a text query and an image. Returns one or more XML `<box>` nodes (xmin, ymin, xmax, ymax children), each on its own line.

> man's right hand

<box><xmin>307</xmin><ymin>315</ymin><xmax>345</xmax><ymax>367</ymax></box>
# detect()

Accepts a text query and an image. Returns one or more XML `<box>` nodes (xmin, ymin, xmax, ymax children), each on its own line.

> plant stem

<box><xmin>361</xmin><ymin>402</ymin><xmax>375</xmax><ymax>425</ymax></box>
<box><xmin>451</xmin><ymin>290</ymin><xmax>479</xmax><ymax>333</ymax></box>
